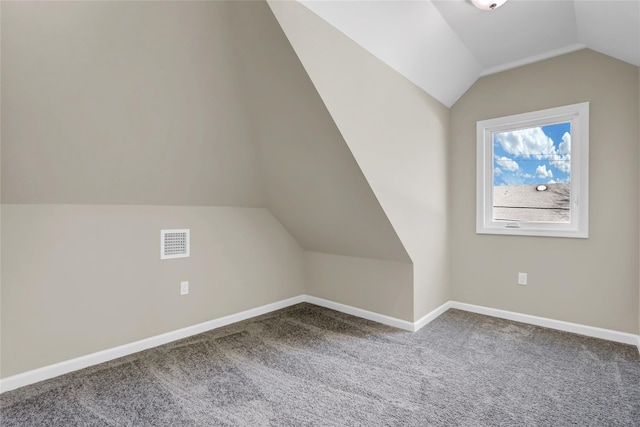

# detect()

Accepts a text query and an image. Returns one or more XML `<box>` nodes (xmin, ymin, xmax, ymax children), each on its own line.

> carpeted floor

<box><xmin>1</xmin><ymin>303</ymin><xmax>639</xmax><ymax>426</ymax></box>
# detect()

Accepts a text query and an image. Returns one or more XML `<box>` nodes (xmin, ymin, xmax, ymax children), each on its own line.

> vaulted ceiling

<box><xmin>298</xmin><ymin>0</ymin><xmax>640</xmax><ymax>107</ymax></box>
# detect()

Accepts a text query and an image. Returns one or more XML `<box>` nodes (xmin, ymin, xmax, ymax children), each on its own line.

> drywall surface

<box><xmin>0</xmin><ymin>205</ymin><xmax>304</xmax><ymax>377</ymax></box>
<box><xmin>269</xmin><ymin>1</ymin><xmax>450</xmax><ymax>322</ymax></box>
<box><xmin>304</xmin><ymin>252</ymin><xmax>413</xmax><ymax>322</ymax></box>
<box><xmin>450</xmin><ymin>49</ymin><xmax>640</xmax><ymax>334</ymax></box>
<box><xmin>226</xmin><ymin>1</ymin><xmax>408</xmax><ymax>262</ymax></box>
<box><xmin>0</xmin><ymin>0</ymin><xmax>413</xmax><ymax>378</ymax></box>
<box><xmin>1</xmin><ymin>1</ymin><xmax>265</xmax><ymax>206</ymax></box>
<box><xmin>1</xmin><ymin>0</ymin><xmax>407</xmax><ymax>262</ymax></box>
<box><xmin>298</xmin><ymin>0</ymin><xmax>481</xmax><ymax>107</ymax></box>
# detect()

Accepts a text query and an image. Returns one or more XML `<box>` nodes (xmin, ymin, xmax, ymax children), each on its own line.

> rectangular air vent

<box><xmin>161</xmin><ymin>229</ymin><xmax>190</xmax><ymax>260</ymax></box>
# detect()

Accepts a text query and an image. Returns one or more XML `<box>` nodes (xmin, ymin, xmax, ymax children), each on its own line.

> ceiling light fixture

<box><xmin>471</xmin><ymin>0</ymin><xmax>507</xmax><ymax>11</ymax></box>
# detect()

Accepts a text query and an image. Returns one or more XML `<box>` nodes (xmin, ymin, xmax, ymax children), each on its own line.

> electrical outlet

<box><xmin>518</xmin><ymin>273</ymin><xmax>527</xmax><ymax>286</ymax></box>
<box><xmin>180</xmin><ymin>281</ymin><xmax>189</xmax><ymax>295</ymax></box>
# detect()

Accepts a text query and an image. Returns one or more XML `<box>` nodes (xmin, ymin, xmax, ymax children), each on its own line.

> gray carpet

<box><xmin>1</xmin><ymin>303</ymin><xmax>639</xmax><ymax>426</ymax></box>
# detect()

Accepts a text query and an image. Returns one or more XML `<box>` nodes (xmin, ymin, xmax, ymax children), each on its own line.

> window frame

<box><xmin>476</xmin><ymin>102</ymin><xmax>589</xmax><ymax>238</ymax></box>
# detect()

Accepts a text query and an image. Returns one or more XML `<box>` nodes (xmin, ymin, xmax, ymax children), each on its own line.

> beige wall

<box><xmin>1</xmin><ymin>1</ymin><xmax>265</xmax><ymax>207</ymax></box>
<box><xmin>270</xmin><ymin>1</ymin><xmax>450</xmax><ymax>322</ymax></box>
<box><xmin>227</xmin><ymin>1</ymin><xmax>408</xmax><ymax>262</ymax></box>
<box><xmin>0</xmin><ymin>0</ymin><xmax>413</xmax><ymax>379</ymax></box>
<box><xmin>1</xmin><ymin>205</ymin><xmax>304</xmax><ymax>377</ymax></box>
<box><xmin>450</xmin><ymin>49</ymin><xmax>640</xmax><ymax>334</ymax></box>
<box><xmin>305</xmin><ymin>252</ymin><xmax>413</xmax><ymax>321</ymax></box>
<box><xmin>2</xmin><ymin>0</ymin><xmax>638</xmax><ymax>382</ymax></box>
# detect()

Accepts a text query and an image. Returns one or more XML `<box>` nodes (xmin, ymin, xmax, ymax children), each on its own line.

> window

<box><xmin>476</xmin><ymin>102</ymin><xmax>589</xmax><ymax>238</ymax></box>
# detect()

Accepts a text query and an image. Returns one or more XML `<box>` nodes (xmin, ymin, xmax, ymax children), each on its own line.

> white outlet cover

<box><xmin>180</xmin><ymin>281</ymin><xmax>189</xmax><ymax>295</ymax></box>
<box><xmin>518</xmin><ymin>273</ymin><xmax>527</xmax><ymax>285</ymax></box>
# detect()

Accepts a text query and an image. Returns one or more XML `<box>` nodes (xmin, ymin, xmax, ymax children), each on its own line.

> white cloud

<box><xmin>495</xmin><ymin>156</ymin><xmax>519</xmax><ymax>171</ymax></box>
<box><xmin>558</xmin><ymin>132</ymin><xmax>570</xmax><ymax>155</ymax></box>
<box><xmin>550</xmin><ymin>154</ymin><xmax>571</xmax><ymax>173</ymax></box>
<box><xmin>494</xmin><ymin>167</ymin><xmax>502</xmax><ymax>175</ymax></box>
<box><xmin>496</xmin><ymin>127</ymin><xmax>571</xmax><ymax>175</ymax></box>
<box><xmin>547</xmin><ymin>131</ymin><xmax>571</xmax><ymax>173</ymax></box>
<box><xmin>495</xmin><ymin>127</ymin><xmax>555</xmax><ymax>159</ymax></box>
<box><xmin>536</xmin><ymin>164</ymin><xmax>553</xmax><ymax>179</ymax></box>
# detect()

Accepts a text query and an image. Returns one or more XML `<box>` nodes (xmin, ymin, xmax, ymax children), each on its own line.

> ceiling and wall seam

<box><xmin>215</xmin><ymin>1</ymin><xmax>411</xmax><ymax>263</ymax></box>
<box><xmin>269</xmin><ymin>0</ymin><xmax>452</xmax><ymax>321</ymax></box>
<box><xmin>298</xmin><ymin>0</ymin><xmax>640</xmax><ymax>108</ymax></box>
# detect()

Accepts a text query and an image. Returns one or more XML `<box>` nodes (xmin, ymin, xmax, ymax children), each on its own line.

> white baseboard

<box><xmin>414</xmin><ymin>301</ymin><xmax>453</xmax><ymax>332</ymax></box>
<box><xmin>0</xmin><ymin>295</ymin><xmax>306</xmax><ymax>394</ymax></box>
<box><xmin>3</xmin><ymin>296</ymin><xmax>638</xmax><ymax>393</ymax></box>
<box><xmin>304</xmin><ymin>295</ymin><xmax>415</xmax><ymax>331</ymax></box>
<box><xmin>449</xmin><ymin>301</ymin><xmax>640</xmax><ymax>348</ymax></box>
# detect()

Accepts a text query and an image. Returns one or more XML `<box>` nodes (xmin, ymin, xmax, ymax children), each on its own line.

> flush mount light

<box><xmin>471</xmin><ymin>0</ymin><xmax>507</xmax><ymax>11</ymax></box>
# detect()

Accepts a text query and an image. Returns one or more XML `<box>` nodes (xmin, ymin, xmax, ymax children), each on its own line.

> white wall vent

<box><xmin>161</xmin><ymin>229</ymin><xmax>190</xmax><ymax>260</ymax></box>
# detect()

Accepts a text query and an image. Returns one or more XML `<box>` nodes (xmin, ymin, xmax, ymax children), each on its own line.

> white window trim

<box><xmin>476</xmin><ymin>102</ymin><xmax>589</xmax><ymax>238</ymax></box>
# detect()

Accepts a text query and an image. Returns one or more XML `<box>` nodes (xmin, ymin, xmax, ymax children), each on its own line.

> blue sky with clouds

<box><xmin>493</xmin><ymin>122</ymin><xmax>571</xmax><ymax>186</ymax></box>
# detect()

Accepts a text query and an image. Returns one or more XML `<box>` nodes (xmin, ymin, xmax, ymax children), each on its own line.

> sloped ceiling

<box><xmin>1</xmin><ymin>0</ymin><xmax>410</xmax><ymax>262</ymax></box>
<box><xmin>226</xmin><ymin>0</ymin><xmax>411</xmax><ymax>262</ymax></box>
<box><xmin>299</xmin><ymin>0</ymin><xmax>640</xmax><ymax>107</ymax></box>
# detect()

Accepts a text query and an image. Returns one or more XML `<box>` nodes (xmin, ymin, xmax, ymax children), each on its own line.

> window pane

<box><xmin>492</xmin><ymin>122</ymin><xmax>571</xmax><ymax>223</ymax></box>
